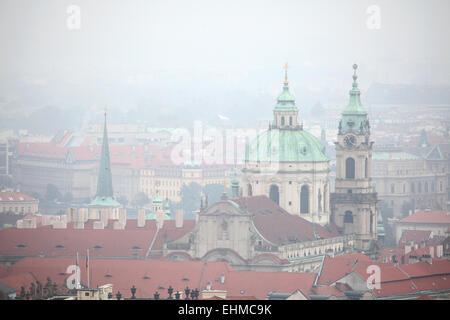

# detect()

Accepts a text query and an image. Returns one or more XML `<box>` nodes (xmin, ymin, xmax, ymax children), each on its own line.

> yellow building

<box><xmin>140</xmin><ymin>162</ymin><xmax>231</xmax><ymax>202</ymax></box>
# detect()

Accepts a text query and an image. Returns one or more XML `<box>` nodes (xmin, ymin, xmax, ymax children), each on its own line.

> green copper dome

<box><xmin>245</xmin><ymin>129</ymin><xmax>328</xmax><ymax>163</ymax></box>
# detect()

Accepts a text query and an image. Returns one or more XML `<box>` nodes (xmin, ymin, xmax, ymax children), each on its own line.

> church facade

<box><xmin>242</xmin><ymin>66</ymin><xmax>331</xmax><ymax>226</ymax></box>
<box><xmin>164</xmin><ymin>64</ymin><xmax>378</xmax><ymax>270</ymax></box>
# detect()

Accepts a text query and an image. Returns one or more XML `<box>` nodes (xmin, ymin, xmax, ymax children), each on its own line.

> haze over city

<box><xmin>0</xmin><ymin>0</ymin><xmax>449</xmax><ymax>305</ymax></box>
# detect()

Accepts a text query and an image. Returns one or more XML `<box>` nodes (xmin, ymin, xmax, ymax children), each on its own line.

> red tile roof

<box><xmin>0</xmin><ymin>191</ymin><xmax>38</xmax><ymax>203</ymax></box>
<box><xmin>1</xmin><ymin>257</ymin><xmax>232</xmax><ymax>298</ymax></box>
<box><xmin>1</xmin><ymin>257</ymin><xmax>318</xmax><ymax>300</ymax></box>
<box><xmin>399</xmin><ymin>230</ymin><xmax>432</xmax><ymax>245</ymax></box>
<box><xmin>205</xmin><ymin>270</ymin><xmax>316</xmax><ymax>300</ymax></box>
<box><xmin>0</xmin><ymin>272</ymin><xmax>37</xmax><ymax>294</ymax></box>
<box><xmin>372</xmin><ymin>275</ymin><xmax>450</xmax><ymax>298</ymax></box>
<box><xmin>377</xmin><ymin>247</ymin><xmax>405</xmax><ymax>263</ymax></box>
<box><xmin>398</xmin><ymin>259</ymin><xmax>450</xmax><ymax>278</ymax></box>
<box><xmin>231</xmin><ymin>196</ymin><xmax>340</xmax><ymax>245</ymax></box>
<box><xmin>316</xmin><ymin>253</ymin><xmax>373</xmax><ymax>285</ymax></box>
<box><xmin>18</xmin><ymin>142</ymin><xmax>67</xmax><ymax>159</ymax></box>
<box><xmin>0</xmin><ymin>219</ymin><xmax>195</xmax><ymax>259</ymax></box>
<box><xmin>399</xmin><ymin>210</ymin><xmax>450</xmax><ymax>224</ymax></box>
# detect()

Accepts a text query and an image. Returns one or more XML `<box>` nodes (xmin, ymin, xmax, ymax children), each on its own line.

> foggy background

<box><xmin>0</xmin><ymin>0</ymin><xmax>449</xmax><ymax>133</ymax></box>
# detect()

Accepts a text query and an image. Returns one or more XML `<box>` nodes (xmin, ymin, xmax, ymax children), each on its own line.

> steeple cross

<box><xmin>284</xmin><ymin>63</ymin><xmax>289</xmax><ymax>84</ymax></box>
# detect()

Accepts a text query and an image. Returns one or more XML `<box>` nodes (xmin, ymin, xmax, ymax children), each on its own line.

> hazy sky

<box><xmin>0</xmin><ymin>0</ymin><xmax>449</xmax><ymax>125</ymax></box>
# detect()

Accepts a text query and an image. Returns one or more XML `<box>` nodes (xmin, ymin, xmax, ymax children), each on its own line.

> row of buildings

<box><xmin>1</xmin><ymin>64</ymin><xmax>449</xmax><ymax>300</ymax></box>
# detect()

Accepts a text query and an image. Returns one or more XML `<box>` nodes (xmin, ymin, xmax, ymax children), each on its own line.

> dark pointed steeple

<box><xmin>89</xmin><ymin>111</ymin><xmax>120</xmax><ymax>207</ymax></box>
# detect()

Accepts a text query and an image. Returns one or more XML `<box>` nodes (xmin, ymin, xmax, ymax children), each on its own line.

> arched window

<box><xmin>300</xmin><ymin>185</ymin><xmax>309</xmax><ymax>214</ymax></box>
<box><xmin>391</xmin><ymin>184</ymin><xmax>395</xmax><ymax>194</ymax></box>
<box><xmin>411</xmin><ymin>182</ymin><xmax>415</xmax><ymax>193</ymax></box>
<box><xmin>269</xmin><ymin>184</ymin><xmax>279</xmax><ymax>205</ymax></box>
<box><xmin>344</xmin><ymin>211</ymin><xmax>353</xmax><ymax>223</ymax></box>
<box><xmin>431</xmin><ymin>181</ymin><xmax>435</xmax><ymax>192</ymax></box>
<box><xmin>281</xmin><ymin>116</ymin><xmax>285</xmax><ymax>126</ymax></box>
<box><xmin>289</xmin><ymin>116</ymin><xmax>293</xmax><ymax>126</ymax></box>
<box><xmin>418</xmin><ymin>182</ymin><xmax>422</xmax><ymax>193</ymax></box>
<box><xmin>425</xmin><ymin>182</ymin><xmax>428</xmax><ymax>193</ymax></box>
<box><xmin>345</xmin><ymin>158</ymin><xmax>355</xmax><ymax>179</ymax></box>
<box><xmin>248</xmin><ymin>184</ymin><xmax>252</xmax><ymax>196</ymax></box>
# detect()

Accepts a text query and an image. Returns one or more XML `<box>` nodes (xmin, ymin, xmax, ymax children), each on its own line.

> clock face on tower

<box><xmin>344</xmin><ymin>134</ymin><xmax>357</xmax><ymax>148</ymax></box>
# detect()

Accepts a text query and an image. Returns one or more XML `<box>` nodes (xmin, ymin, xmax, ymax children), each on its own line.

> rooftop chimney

<box><xmin>421</xmin><ymin>254</ymin><xmax>432</xmax><ymax>265</ymax></box>
<box><xmin>404</xmin><ymin>244</ymin><xmax>411</xmax><ymax>255</ymax></box>
<box><xmin>175</xmin><ymin>209</ymin><xmax>184</xmax><ymax>228</ymax></box>
<box><xmin>220</xmin><ymin>273</ymin><xmax>225</xmax><ymax>285</ymax></box>
<box><xmin>408</xmin><ymin>255</ymin><xmax>419</xmax><ymax>264</ymax></box>
<box><xmin>206</xmin><ymin>281</ymin><xmax>212</xmax><ymax>291</ymax></box>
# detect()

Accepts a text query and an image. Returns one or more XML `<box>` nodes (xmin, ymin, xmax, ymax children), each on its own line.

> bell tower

<box><xmin>331</xmin><ymin>64</ymin><xmax>378</xmax><ymax>252</ymax></box>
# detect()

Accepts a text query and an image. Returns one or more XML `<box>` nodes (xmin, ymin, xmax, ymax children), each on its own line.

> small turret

<box><xmin>231</xmin><ymin>167</ymin><xmax>240</xmax><ymax>198</ymax></box>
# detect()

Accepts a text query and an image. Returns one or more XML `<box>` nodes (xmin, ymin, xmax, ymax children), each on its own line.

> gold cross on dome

<box><xmin>284</xmin><ymin>63</ymin><xmax>289</xmax><ymax>84</ymax></box>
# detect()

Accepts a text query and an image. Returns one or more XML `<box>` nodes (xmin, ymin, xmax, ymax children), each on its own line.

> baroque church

<box><xmin>165</xmin><ymin>64</ymin><xmax>380</xmax><ymax>270</ymax></box>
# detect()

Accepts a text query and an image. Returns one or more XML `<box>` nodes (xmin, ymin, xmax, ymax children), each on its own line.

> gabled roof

<box><xmin>0</xmin><ymin>191</ymin><xmax>38</xmax><ymax>203</ymax></box>
<box><xmin>399</xmin><ymin>210</ymin><xmax>450</xmax><ymax>224</ymax></box>
<box><xmin>425</xmin><ymin>143</ymin><xmax>450</xmax><ymax>161</ymax></box>
<box><xmin>399</xmin><ymin>230</ymin><xmax>432</xmax><ymax>245</ymax></box>
<box><xmin>231</xmin><ymin>196</ymin><xmax>339</xmax><ymax>245</ymax></box>
<box><xmin>316</xmin><ymin>253</ymin><xmax>374</xmax><ymax>285</ymax></box>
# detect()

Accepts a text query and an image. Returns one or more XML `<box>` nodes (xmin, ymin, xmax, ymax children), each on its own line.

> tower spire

<box><xmin>352</xmin><ymin>63</ymin><xmax>358</xmax><ymax>88</ymax></box>
<box><xmin>342</xmin><ymin>63</ymin><xmax>366</xmax><ymax>118</ymax></box>
<box><xmin>89</xmin><ymin>110</ymin><xmax>120</xmax><ymax>207</ymax></box>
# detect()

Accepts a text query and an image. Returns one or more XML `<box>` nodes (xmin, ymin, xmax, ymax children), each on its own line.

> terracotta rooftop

<box><xmin>0</xmin><ymin>191</ymin><xmax>38</xmax><ymax>203</ymax></box>
<box><xmin>231</xmin><ymin>196</ymin><xmax>340</xmax><ymax>245</ymax></box>
<box><xmin>0</xmin><ymin>257</ymin><xmax>317</xmax><ymax>300</ymax></box>
<box><xmin>399</xmin><ymin>230</ymin><xmax>432</xmax><ymax>245</ymax></box>
<box><xmin>316</xmin><ymin>253</ymin><xmax>374</xmax><ymax>285</ymax></box>
<box><xmin>0</xmin><ymin>219</ymin><xmax>195</xmax><ymax>259</ymax></box>
<box><xmin>399</xmin><ymin>210</ymin><xmax>450</xmax><ymax>224</ymax></box>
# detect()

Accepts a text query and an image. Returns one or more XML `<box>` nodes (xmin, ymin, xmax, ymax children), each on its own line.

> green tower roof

<box><xmin>340</xmin><ymin>64</ymin><xmax>370</xmax><ymax>134</ymax></box>
<box><xmin>274</xmin><ymin>64</ymin><xmax>297</xmax><ymax>111</ymax></box>
<box><xmin>89</xmin><ymin>113</ymin><xmax>120</xmax><ymax>208</ymax></box>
